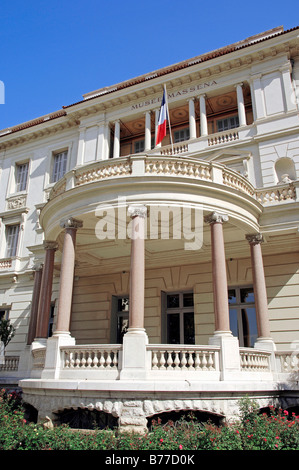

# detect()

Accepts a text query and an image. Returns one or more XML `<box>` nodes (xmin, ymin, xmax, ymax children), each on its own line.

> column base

<box><xmin>209</xmin><ymin>331</ymin><xmax>241</xmax><ymax>380</ymax></box>
<box><xmin>31</xmin><ymin>337</ymin><xmax>47</xmax><ymax>350</ymax></box>
<box><xmin>119</xmin><ymin>328</ymin><xmax>149</xmax><ymax>380</ymax></box>
<box><xmin>254</xmin><ymin>337</ymin><xmax>276</xmax><ymax>351</ymax></box>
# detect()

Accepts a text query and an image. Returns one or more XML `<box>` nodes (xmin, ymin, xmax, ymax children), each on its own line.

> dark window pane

<box><xmin>183</xmin><ymin>293</ymin><xmax>194</xmax><ymax>307</ymax></box>
<box><xmin>228</xmin><ymin>289</ymin><xmax>236</xmax><ymax>304</ymax></box>
<box><xmin>167</xmin><ymin>314</ymin><xmax>180</xmax><ymax>344</ymax></box>
<box><xmin>229</xmin><ymin>308</ymin><xmax>239</xmax><ymax>338</ymax></box>
<box><xmin>241</xmin><ymin>308</ymin><xmax>258</xmax><ymax>347</ymax></box>
<box><xmin>240</xmin><ymin>288</ymin><xmax>255</xmax><ymax>304</ymax></box>
<box><xmin>183</xmin><ymin>312</ymin><xmax>195</xmax><ymax>344</ymax></box>
<box><xmin>167</xmin><ymin>294</ymin><xmax>179</xmax><ymax>309</ymax></box>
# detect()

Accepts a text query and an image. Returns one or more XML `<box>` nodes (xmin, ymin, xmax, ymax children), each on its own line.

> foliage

<box><xmin>0</xmin><ymin>390</ymin><xmax>299</xmax><ymax>450</ymax></box>
<box><xmin>0</xmin><ymin>319</ymin><xmax>16</xmax><ymax>348</ymax></box>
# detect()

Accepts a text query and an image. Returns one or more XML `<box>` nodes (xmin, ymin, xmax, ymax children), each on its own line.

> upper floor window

<box><xmin>134</xmin><ymin>140</ymin><xmax>145</xmax><ymax>153</ymax></box>
<box><xmin>174</xmin><ymin>127</ymin><xmax>190</xmax><ymax>143</ymax></box>
<box><xmin>15</xmin><ymin>162</ymin><xmax>29</xmax><ymax>192</ymax></box>
<box><xmin>217</xmin><ymin>115</ymin><xmax>239</xmax><ymax>132</ymax></box>
<box><xmin>228</xmin><ymin>286</ymin><xmax>257</xmax><ymax>347</ymax></box>
<box><xmin>5</xmin><ymin>224</ymin><xmax>20</xmax><ymax>258</ymax></box>
<box><xmin>51</xmin><ymin>151</ymin><xmax>68</xmax><ymax>183</ymax></box>
<box><xmin>134</xmin><ymin>137</ymin><xmax>155</xmax><ymax>153</ymax></box>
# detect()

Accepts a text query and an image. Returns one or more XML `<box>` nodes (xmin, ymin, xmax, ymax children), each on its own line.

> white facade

<box><xmin>0</xmin><ymin>26</ymin><xmax>299</xmax><ymax>431</ymax></box>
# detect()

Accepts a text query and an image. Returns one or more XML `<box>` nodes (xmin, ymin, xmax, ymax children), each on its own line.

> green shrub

<box><xmin>0</xmin><ymin>390</ymin><xmax>298</xmax><ymax>450</ymax></box>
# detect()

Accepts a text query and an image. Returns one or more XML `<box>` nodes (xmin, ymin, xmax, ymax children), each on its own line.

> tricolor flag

<box><xmin>156</xmin><ymin>87</ymin><xmax>168</xmax><ymax>145</ymax></box>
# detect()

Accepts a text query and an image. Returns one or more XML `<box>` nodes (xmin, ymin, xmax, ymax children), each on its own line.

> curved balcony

<box><xmin>41</xmin><ymin>154</ymin><xmax>262</xmax><ymax>242</ymax></box>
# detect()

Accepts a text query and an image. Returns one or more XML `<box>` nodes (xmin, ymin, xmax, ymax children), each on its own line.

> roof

<box><xmin>1</xmin><ymin>25</ymin><xmax>298</xmax><ymax>138</ymax></box>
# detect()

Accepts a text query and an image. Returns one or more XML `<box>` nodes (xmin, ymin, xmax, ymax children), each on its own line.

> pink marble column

<box><xmin>204</xmin><ymin>212</ymin><xmax>231</xmax><ymax>334</ymax></box>
<box><xmin>27</xmin><ymin>264</ymin><xmax>43</xmax><ymax>345</ymax></box>
<box><xmin>246</xmin><ymin>234</ymin><xmax>271</xmax><ymax>341</ymax></box>
<box><xmin>54</xmin><ymin>217</ymin><xmax>83</xmax><ymax>336</ymax></box>
<box><xmin>35</xmin><ymin>241</ymin><xmax>58</xmax><ymax>340</ymax></box>
<box><xmin>128</xmin><ymin>205</ymin><xmax>147</xmax><ymax>331</ymax></box>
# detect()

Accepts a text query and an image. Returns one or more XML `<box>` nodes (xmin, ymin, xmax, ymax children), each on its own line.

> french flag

<box><xmin>156</xmin><ymin>88</ymin><xmax>168</xmax><ymax>145</ymax></box>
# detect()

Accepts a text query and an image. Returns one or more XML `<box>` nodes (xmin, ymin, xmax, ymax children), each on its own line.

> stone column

<box><xmin>54</xmin><ymin>217</ymin><xmax>83</xmax><ymax>337</ymax></box>
<box><xmin>42</xmin><ymin>218</ymin><xmax>82</xmax><ymax>379</ymax></box>
<box><xmin>204</xmin><ymin>212</ymin><xmax>230</xmax><ymax>334</ymax></box>
<box><xmin>199</xmin><ymin>94</ymin><xmax>208</xmax><ymax>136</ymax></box>
<box><xmin>205</xmin><ymin>212</ymin><xmax>241</xmax><ymax>378</ymax></box>
<box><xmin>34</xmin><ymin>241</ymin><xmax>58</xmax><ymax>346</ymax></box>
<box><xmin>188</xmin><ymin>98</ymin><xmax>196</xmax><ymax>139</ymax></box>
<box><xmin>113</xmin><ymin>120</ymin><xmax>120</xmax><ymax>158</ymax></box>
<box><xmin>128</xmin><ymin>205</ymin><xmax>147</xmax><ymax>331</ymax></box>
<box><xmin>27</xmin><ymin>264</ymin><xmax>43</xmax><ymax>345</ymax></box>
<box><xmin>144</xmin><ymin>111</ymin><xmax>151</xmax><ymax>151</ymax></box>
<box><xmin>236</xmin><ymin>83</ymin><xmax>247</xmax><ymax>127</ymax></box>
<box><xmin>246</xmin><ymin>234</ymin><xmax>275</xmax><ymax>350</ymax></box>
<box><xmin>120</xmin><ymin>205</ymin><xmax>149</xmax><ymax>380</ymax></box>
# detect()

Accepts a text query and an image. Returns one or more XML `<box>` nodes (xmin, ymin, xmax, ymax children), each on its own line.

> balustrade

<box><xmin>239</xmin><ymin>349</ymin><xmax>271</xmax><ymax>372</ymax></box>
<box><xmin>148</xmin><ymin>345</ymin><xmax>219</xmax><ymax>372</ymax></box>
<box><xmin>62</xmin><ymin>346</ymin><xmax>121</xmax><ymax>370</ymax></box>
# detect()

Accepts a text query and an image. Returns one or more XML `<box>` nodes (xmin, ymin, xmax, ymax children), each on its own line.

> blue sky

<box><xmin>0</xmin><ymin>0</ymin><xmax>298</xmax><ymax>130</ymax></box>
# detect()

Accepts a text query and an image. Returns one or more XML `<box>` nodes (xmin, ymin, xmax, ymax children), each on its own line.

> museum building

<box><xmin>0</xmin><ymin>25</ymin><xmax>299</xmax><ymax>432</ymax></box>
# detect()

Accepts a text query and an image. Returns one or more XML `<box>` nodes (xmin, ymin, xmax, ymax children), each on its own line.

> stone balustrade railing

<box><xmin>61</xmin><ymin>345</ymin><xmax>122</xmax><ymax>370</ymax></box>
<box><xmin>256</xmin><ymin>183</ymin><xmax>296</xmax><ymax>205</ymax></box>
<box><xmin>147</xmin><ymin>345</ymin><xmax>219</xmax><ymax>372</ymax></box>
<box><xmin>276</xmin><ymin>351</ymin><xmax>299</xmax><ymax>372</ymax></box>
<box><xmin>208</xmin><ymin>130</ymin><xmax>239</xmax><ymax>146</ymax></box>
<box><xmin>47</xmin><ymin>155</ymin><xmax>297</xmax><ymax>210</ymax></box>
<box><xmin>0</xmin><ymin>356</ymin><xmax>19</xmax><ymax>371</ymax></box>
<box><xmin>240</xmin><ymin>349</ymin><xmax>271</xmax><ymax>372</ymax></box>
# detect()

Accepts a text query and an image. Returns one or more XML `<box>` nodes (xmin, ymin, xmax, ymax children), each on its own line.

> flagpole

<box><xmin>163</xmin><ymin>84</ymin><xmax>174</xmax><ymax>155</ymax></box>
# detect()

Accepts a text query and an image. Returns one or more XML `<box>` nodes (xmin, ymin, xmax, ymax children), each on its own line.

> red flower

<box><xmin>160</xmin><ymin>438</ymin><xmax>163</xmax><ymax>443</ymax></box>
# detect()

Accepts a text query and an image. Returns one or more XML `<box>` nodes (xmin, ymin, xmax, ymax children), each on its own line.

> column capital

<box><xmin>60</xmin><ymin>217</ymin><xmax>83</xmax><ymax>230</ymax></box>
<box><xmin>128</xmin><ymin>205</ymin><xmax>147</xmax><ymax>219</ymax></box>
<box><xmin>246</xmin><ymin>233</ymin><xmax>264</xmax><ymax>245</ymax></box>
<box><xmin>43</xmin><ymin>240</ymin><xmax>58</xmax><ymax>251</ymax></box>
<box><xmin>235</xmin><ymin>82</ymin><xmax>244</xmax><ymax>88</ymax></box>
<box><xmin>204</xmin><ymin>212</ymin><xmax>229</xmax><ymax>225</ymax></box>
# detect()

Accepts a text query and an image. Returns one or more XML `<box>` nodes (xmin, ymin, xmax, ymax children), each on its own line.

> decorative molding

<box><xmin>204</xmin><ymin>211</ymin><xmax>229</xmax><ymax>224</ymax></box>
<box><xmin>6</xmin><ymin>194</ymin><xmax>27</xmax><ymax>211</ymax></box>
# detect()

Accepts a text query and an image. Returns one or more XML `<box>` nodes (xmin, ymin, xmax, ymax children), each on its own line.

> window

<box><xmin>217</xmin><ymin>115</ymin><xmax>239</xmax><ymax>132</ymax></box>
<box><xmin>134</xmin><ymin>137</ymin><xmax>155</xmax><ymax>153</ymax></box>
<box><xmin>174</xmin><ymin>127</ymin><xmax>190</xmax><ymax>143</ymax></box>
<box><xmin>5</xmin><ymin>225</ymin><xmax>20</xmax><ymax>258</ymax></box>
<box><xmin>15</xmin><ymin>162</ymin><xmax>29</xmax><ymax>192</ymax></box>
<box><xmin>111</xmin><ymin>296</ymin><xmax>129</xmax><ymax>343</ymax></box>
<box><xmin>0</xmin><ymin>309</ymin><xmax>10</xmax><ymax>321</ymax></box>
<box><xmin>134</xmin><ymin>140</ymin><xmax>145</xmax><ymax>153</ymax></box>
<box><xmin>164</xmin><ymin>292</ymin><xmax>194</xmax><ymax>344</ymax></box>
<box><xmin>51</xmin><ymin>151</ymin><xmax>68</xmax><ymax>183</ymax></box>
<box><xmin>228</xmin><ymin>287</ymin><xmax>258</xmax><ymax>347</ymax></box>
